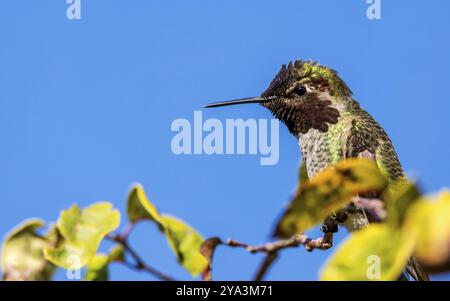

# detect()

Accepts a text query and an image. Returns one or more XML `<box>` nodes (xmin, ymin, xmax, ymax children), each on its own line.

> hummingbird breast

<box><xmin>297</xmin><ymin>118</ymin><xmax>351</xmax><ymax>179</ymax></box>
<box><xmin>298</xmin><ymin>129</ymin><xmax>330</xmax><ymax>178</ymax></box>
<box><xmin>298</xmin><ymin>127</ymin><xmax>371</xmax><ymax>232</ymax></box>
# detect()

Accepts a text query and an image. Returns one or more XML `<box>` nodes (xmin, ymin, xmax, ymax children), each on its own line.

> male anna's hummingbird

<box><xmin>205</xmin><ymin>60</ymin><xmax>428</xmax><ymax>281</ymax></box>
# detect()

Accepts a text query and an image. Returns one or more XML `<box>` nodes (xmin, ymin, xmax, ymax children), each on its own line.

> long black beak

<box><xmin>204</xmin><ymin>96</ymin><xmax>274</xmax><ymax>108</ymax></box>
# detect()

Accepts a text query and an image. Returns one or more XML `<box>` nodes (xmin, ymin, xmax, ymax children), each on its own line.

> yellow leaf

<box><xmin>126</xmin><ymin>184</ymin><xmax>164</xmax><ymax>226</ymax></box>
<box><xmin>125</xmin><ymin>184</ymin><xmax>208</xmax><ymax>277</ymax></box>
<box><xmin>384</xmin><ymin>181</ymin><xmax>421</xmax><ymax>226</ymax></box>
<box><xmin>405</xmin><ymin>190</ymin><xmax>450</xmax><ymax>273</ymax></box>
<box><xmin>1</xmin><ymin>219</ymin><xmax>55</xmax><ymax>281</ymax></box>
<box><xmin>162</xmin><ymin>215</ymin><xmax>209</xmax><ymax>277</ymax></box>
<box><xmin>275</xmin><ymin>159</ymin><xmax>388</xmax><ymax>238</ymax></box>
<box><xmin>320</xmin><ymin>224</ymin><xmax>415</xmax><ymax>281</ymax></box>
<box><xmin>44</xmin><ymin>202</ymin><xmax>120</xmax><ymax>269</ymax></box>
<box><xmin>84</xmin><ymin>254</ymin><xmax>109</xmax><ymax>281</ymax></box>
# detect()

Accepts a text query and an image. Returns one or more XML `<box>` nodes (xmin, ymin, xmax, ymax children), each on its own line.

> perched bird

<box><xmin>205</xmin><ymin>60</ymin><xmax>428</xmax><ymax>281</ymax></box>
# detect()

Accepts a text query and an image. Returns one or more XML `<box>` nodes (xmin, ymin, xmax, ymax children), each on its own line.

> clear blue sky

<box><xmin>1</xmin><ymin>0</ymin><xmax>449</xmax><ymax>281</ymax></box>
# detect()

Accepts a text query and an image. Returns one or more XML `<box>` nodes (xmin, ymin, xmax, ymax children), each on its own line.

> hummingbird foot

<box><xmin>321</xmin><ymin>214</ymin><xmax>342</xmax><ymax>234</ymax></box>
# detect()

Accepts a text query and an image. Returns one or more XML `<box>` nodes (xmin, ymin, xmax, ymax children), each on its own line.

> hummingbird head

<box><xmin>205</xmin><ymin>60</ymin><xmax>353</xmax><ymax>136</ymax></box>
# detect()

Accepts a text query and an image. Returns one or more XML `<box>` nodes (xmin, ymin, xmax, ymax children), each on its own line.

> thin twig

<box><xmin>106</xmin><ymin>234</ymin><xmax>175</xmax><ymax>281</ymax></box>
<box><xmin>253</xmin><ymin>253</ymin><xmax>278</xmax><ymax>281</ymax></box>
<box><xmin>119</xmin><ymin>223</ymin><xmax>135</xmax><ymax>241</ymax></box>
<box><xmin>226</xmin><ymin>233</ymin><xmax>332</xmax><ymax>254</ymax></box>
<box><xmin>223</xmin><ymin>233</ymin><xmax>333</xmax><ymax>281</ymax></box>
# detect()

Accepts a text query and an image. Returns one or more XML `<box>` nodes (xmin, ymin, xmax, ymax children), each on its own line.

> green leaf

<box><xmin>44</xmin><ymin>202</ymin><xmax>120</xmax><ymax>269</ymax></box>
<box><xmin>162</xmin><ymin>215</ymin><xmax>209</xmax><ymax>277</ymax></box>
<box><xmin>125</xmin><ymin>184</ymin><xmax>208</xmax><ymax>277</ymax></box>
<box><xmin>127</xmin><ymin>184</ymin><xmax>164</xmax><ymax>226</ymax></box>
<box><xmin>84</xmin><ymin>254</ymin><xmax>109</xmax><ymax>281</ymax></box>
<box><xmin>274</xmin><ymin>159</ymin><xmax>388</xmax><ymax>238</ymax></box>
<box><xmin>1</xmin><ymin>219</ymin><xmax>55</xmax><ymax>281</ymax></box>
<box><xmin>320</xmin><ymin>224</ymin><xmax>415</xmax><ymax>281</ymax></box>
<box><xmin>405</xmin><ymin>191</ymin><xmax>450</xmax><ymax>273</ymax></box>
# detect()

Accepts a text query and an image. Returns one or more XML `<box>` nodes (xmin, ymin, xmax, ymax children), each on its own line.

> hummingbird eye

<box><xmin>294</xmin><ymin>85</ymin><xmax>307</xmax><ymax>97</ymax></box>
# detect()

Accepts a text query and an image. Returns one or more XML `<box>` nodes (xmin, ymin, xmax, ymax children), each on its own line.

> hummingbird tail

<box><xmin>405</xmin><ymin>257</ymin><xmax>429</xmax><ymax>281</ymax></box>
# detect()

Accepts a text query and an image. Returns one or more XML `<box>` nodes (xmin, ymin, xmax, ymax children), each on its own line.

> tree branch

<box><xmin>119</xmin><ymin>222</ymin><xmax>135</xmax><ymax>242</ymax></box>
<box><xmin>226</xmin><ymin>232</ymin><xmax>333</xmax><ymax>254</ymax></box>
<box><xmin>200</xmin><ymin>233</ymin><xmax>333</xmax><ymax>281</ymax></box>
<box><xmin>106</xmin><ymin>227</ymin><xmax>176</xmax><ymax>281</ymax></box>
<box><xmin>253</xmin><ymin>253</ymin><xmax>278</xmax><ymax>281</ymax></box>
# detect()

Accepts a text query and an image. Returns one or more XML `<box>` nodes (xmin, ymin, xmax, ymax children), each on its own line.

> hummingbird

<box><xmin>205</xmin><ymin>60</ymin><xmax>428</xmax><ymax>281</ymax></box>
